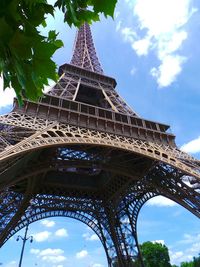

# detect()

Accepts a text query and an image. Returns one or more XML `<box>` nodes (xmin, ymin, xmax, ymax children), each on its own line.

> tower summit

<box><xmin>0</xmin><ymin>23</ymin><xmax>199</xmax><ymax>266</ymax></box>
<box><xmin>71</xmin><ymin>23</ymin><xmax>103</xmax><ymax>73</ymax></box>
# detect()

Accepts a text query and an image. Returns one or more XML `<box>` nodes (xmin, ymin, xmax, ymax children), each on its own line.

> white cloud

<box><xmin>43</xmin><ymin>79</ymin><xmax>56</xmax><ymax>93</ymax></box>
<box><xmin>189</xmin><ymin>241</ymin><xmax>200</xmax><ymax>254</ymax></box>
<box><xmin>150</xmin><ymin>55</ymin><xmax>186</xmax><ymax>87</ymax></box>
<box><xmin>30</xmin><ymin>248</ymin><xmax>40</xmax><ymax>255</ymax></box>
<box><xmin>76</xmin><ymin>249</ymin><xmax>88</xmax><ymax>259</ymax></box>
<box><xmin>181</xmin><ymin>233</ymin><xmax>200</xmax><ymax>245</ymax></box>
<box><xmin>8</xmin><ymin>261</ymin><xmax>17</xmax><ymax>265</ymax></box>
<box><xmin>92</xmin><ymin>264</ymin><xmax>104</xmax><ymax>267</ymax></box>
<box><xmin>0</xmin><ymin>77</ymin><xmax>15</xmax><ymax>108</ymax></box>
<box><xmin>41</xmin><ymin>219</ymin><xmax>55</xmax><ymax>227</ymax></box>
<box><xmin>152</xmin><ymin>240</ymin><xmax>165</xmax><ymax>245</ymax></box>
<box><xmin>119</xmin><ymin>0</ymin><xmax>197</xmax><ymax>87</ymax></box>
<box><xmin>55</xmin><ymin>228</ymin><xmax>68</xmax><ymax>237</ymax></box>
<box><xmin>116</xmin><ymin>20</ymin><xmax>122</xmax><ymax>32</ymax></box>
<box><xmin>121</xmin><ymin>27</ymin><xmax>136</xmax><ymax>43</ymax></box>
<box><xmin>132</xmin><ymin>37</ymin><xmax>151</xmax><ymax>56</ymax></box>
<box><xmin>130</xmin><ymin>67</ymin><xmax>137</xmax><ymax>75</ymax></box>
<box><xmin>33</xmin><ymin>231</ymin><xmax>51</xmax><ymax>242</ymax></box>
<box><xmin>147</xmin><ymin>196</ymin><xmax>177</xmax><ymax>207</ymax></box>
<box><xmin>40</xmin><ymin>248</ymin><xmax>64</xmax><ymax>257</ymax></box>
<box><xmin>158</xmin><ymin>31</ymin><xmax>188</xmax><ymax>58</ymax></box>
<box><xmin>5</xmin><ymin>261</ymin><xmax>17</xmax><ymax>267</ymax></box>
<box><xmin>170</xmin><ymin>250</ymin><xmax>194</xmax><ymax>265</ymax></box>
<box><xmin>0</xmin><ymin>76</ymin><xmax>54</xmax><ymax>110</ymax></box>
<box><xmin>169</xmin><ymin>233</ymin><xmax>200</xmax><ymax>264</ymax></box>
<box><xmin>133</xmin><ymin>0</ymin><xmax>195</xmax><ymax>36</ymax></box>
<box><xmin>82</xmin><ymin>232</ymin><xmax>99</xmax><ymax>241</ymax></box>
<box><xmin>181</xmin><ymin>136</ymin><xmax>200</xmax><ymax>154</ymax></box>
<box><xmin>88</xmin><ymin>234</ymin><xmax>99</xmax><ymax>241</ymax></box>
<box><xmin>42</xmin><ymin>254</ymin><xmax>66</xmax><ymax>263</ymax></box>
<box><xmin>170</xmin><ymin>251</ymin><xmax>184</xmax><ymax>263</ymax></box>
<box><xmin>115</xmin><ymin>11</ymin><xmax>120</xmax><ymax>19</ymax></box>
<box><xmin>30</xmin><ymin>248</ymin><xmax>66</xmax><ymax>264</ymax></box>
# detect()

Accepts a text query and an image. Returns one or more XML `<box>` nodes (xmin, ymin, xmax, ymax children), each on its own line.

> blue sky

<box><xmin>0</xmin><ymin>0</ymin><xmax>200</xmax><ymax>266</ymax></box>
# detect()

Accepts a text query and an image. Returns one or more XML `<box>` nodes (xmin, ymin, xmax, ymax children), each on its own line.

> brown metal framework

<box><xmin>0</xmin><ymin>23</ymin><xmax>199</xmax><ymax>266</ymax></box>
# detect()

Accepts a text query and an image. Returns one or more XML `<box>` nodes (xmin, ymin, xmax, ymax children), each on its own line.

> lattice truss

<box><xmin>70</xmin><ymin>23</ymin><xmax>103</xmax><ymax>73</ymax></box>
<box><xmin>0</xmin><ymin>23</ymin><xmax>199</xmax><ymax>266</ymax></box>
<box><xmin>48</xmin><ymin>69</ymin><xmax>136</xmax><ymax>116</ymax></box>
<box><xmin>0</xmin><ymin>110</ymin><xmax>199</xmax><ymax>266</ymax></box>
<box><xmin>48</xmin><ymin>22</ymin><xmax>136</xmax><ymax>116</ymax></box>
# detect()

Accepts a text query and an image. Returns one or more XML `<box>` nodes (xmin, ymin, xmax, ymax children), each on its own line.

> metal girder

<box><xmin>0</xmin><ymin>121</ymin><xmax>199</xmax><ymax>181</ymax></box>
<box><xmin>70</xmin><ymin>23</ymin><xmax>103</xmax><ymax>74</ymax></box>
<box><xmin>0</xmin><ymin>23</ymin><xmax>199</xmax><ymax>267</ymax></box>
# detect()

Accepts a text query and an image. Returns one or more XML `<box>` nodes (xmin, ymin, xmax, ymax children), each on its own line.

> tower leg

<box><xmin>104</xmin><ymin>201</ymin><xmax>144</xmax><ymax>267</ymax></box>
<box><xmin>0</xmin><ymin>178</ymin><xmax>36</xmax><ymax>246</ymax></box>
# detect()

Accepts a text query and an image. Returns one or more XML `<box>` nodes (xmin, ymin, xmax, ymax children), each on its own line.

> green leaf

<box><xmin>54</xmin><ymin>0</ymin><xmax>63</xmax><ymax>10</ymax></box>
<box><xmin>43</xmin><ymin>4</ymin><xmax>55</xmax><ymax>17</ymax></box>
<box><xmin>68</xmin><ymin>1</ymin><xmax>79</xmax><ymax>25</ymax></box>
<box><xmin>33</xmin><ymin>57</ymin><xmax>57</xmax><ymax>82</ymax></box>
<box><xmin>0</xmin><ymin>0</ymin><xmax>117</xmax><ymax>104</ymax></box>
<box><xmin>54</xmin><ymin>39</ymin><xmax>64</xmax><ymax>48</ymax></box>
<box><xmin>9</xmin><ymin>30</ymin><xmax>33</xmax><ymax>59</ymax></box>
<box><xmin>3</xmin><ymin>72</ymin><xmax>11</xmax><ymax>90</ymax></box>
<box><xmin>22</xmin><ymin>5</ymin><xmax>46</xmax><ymax>27</ymax></box>
<box><xmin>48</xmin><ymin>30</ymin><xmax>57</xmax><ymax>41</ymax></box>
<box><xmin>41</xmin><ymin>19</ymin><xmax>47</xmax><ymax>27</ymax></box>
<box><xmin>34</xmin><ymin>41</ymin><xmax>57</xmax><ymax>59</ymax></box>
<box><xmin>77</xmin><ymin>10</ymin><xmax>99</xmax><ymax>24</ymax></box>
<box><xmin>92</xmin><ymin>0</ymin><xmax>117</xmax><ymax>17</ymax></box>
<box><xmin>10</xmin><ymin>75</ymin><xmax>23</xmax><ymax>105</ymax></box>
<box><xmin>0</xmin><ymin>18</ymin><xmax>14</xmax><ymax>43</ymax></box>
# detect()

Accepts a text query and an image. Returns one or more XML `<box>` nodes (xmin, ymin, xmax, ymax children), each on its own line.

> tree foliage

<box><xmin>0</xmin><ymin>0</ymin><xmax>117</xmax><ymax>104</ymax></box>
<box><xmin>180</xmin><ymin>262</ymin><xmax>194</xmax><ymax>267</ymax></box>
<box><xmin>180</xmin><ymin>255</ymin><xmax>200</xmax><ymax>267</ymax></box>
<box><xmin>140</xmin><ymin>241</ymin><xmax>171</xmax><ymax>267</ymax></box>
<box><xmin>112</xmin><ymin>241</ymin><xmax>172</xmax><ymax>267</ymax></box>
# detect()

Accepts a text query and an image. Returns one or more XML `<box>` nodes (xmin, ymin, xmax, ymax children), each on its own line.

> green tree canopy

<box><xmin>0</xmin><ymin>0</ymin><xmax>117</xmax><ymax>104</ymax></box>
<box><xmin>140</xmin><ymin>241</ymin><xmax>171</xmax><ymax>267</ymax></box>
<box><xmin>112</xmin><ymin>241</ymin><xmax>172</xmax><ymax>267</ymax></box>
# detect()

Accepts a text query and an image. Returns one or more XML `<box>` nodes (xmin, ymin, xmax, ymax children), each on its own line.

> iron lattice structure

<box><xmin>0</xmin><ymin>23</ymin><xmax>200</xmax><ymax>266</ymax></box>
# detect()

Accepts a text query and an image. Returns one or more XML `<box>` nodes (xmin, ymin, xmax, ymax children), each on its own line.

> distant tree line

<box><xmin>174</xmin><ymin>255</ymin><xmax>200</xmax><ymax>267</ymax></box>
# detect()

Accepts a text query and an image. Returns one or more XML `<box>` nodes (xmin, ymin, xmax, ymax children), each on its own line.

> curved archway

<box><xmin>137</xmin><ymin>195</ymin><xmax>200</xmax><ymax>266</ymax></box>
<box><xmin>7</xmin><ymin>210</ymin><xmax>113</xmax><ymax>265</ymax></box>
<box><xmin>0</xmin><ymin>131</ymin><xmax>199</xmax><ymax>266</ymax></box>
<box><xmin>0</xmin><ymin>216</ymin><xmax>108</xmax><ymax>267</ymax></box>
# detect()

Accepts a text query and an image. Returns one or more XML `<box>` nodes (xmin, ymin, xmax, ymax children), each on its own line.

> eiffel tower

<box><xmin>0</xmin><ymin>23</ymin><xmax>199</xmax><ymax>266</ymax></box>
